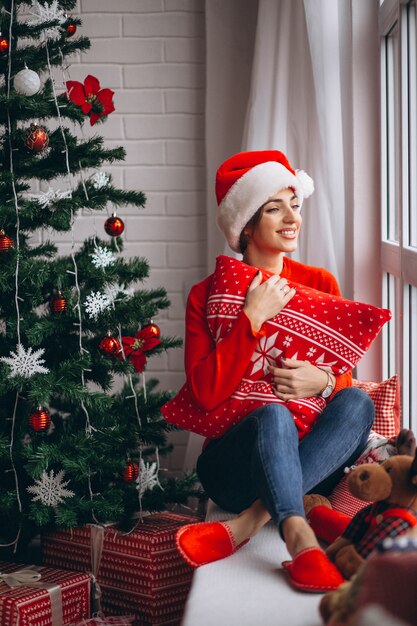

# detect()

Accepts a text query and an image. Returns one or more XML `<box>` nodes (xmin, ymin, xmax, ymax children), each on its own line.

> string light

<box><xmin>44</xmin><ymin>41</ymin><xmax>73</xmax><ymax>195</ymax></box>
<box><xmin>3</xmin><ymin>0</ymin><xmax>23</xmax><ymax>552</ymax></box>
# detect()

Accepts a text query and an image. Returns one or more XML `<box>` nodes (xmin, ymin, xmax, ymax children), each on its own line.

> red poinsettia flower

<box><xmin>66</xmin><ymin>74</ymin><xmax>115</xmax><ymax>126</ymax></box>
<box><xmin>121</xmin><ymin>327</ymin><xmax>161</xmax><ymax>373</ymax></box>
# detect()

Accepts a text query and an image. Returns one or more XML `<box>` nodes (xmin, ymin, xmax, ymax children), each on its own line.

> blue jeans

<box><xmin>196</xmin><ymin>387</ymin><xmax>374</xmax><ymax>531</ymax></box>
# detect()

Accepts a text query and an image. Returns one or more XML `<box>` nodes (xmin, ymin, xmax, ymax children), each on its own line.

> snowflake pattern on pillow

<box><xmin>162</xmin><ymin>256</ymin><xmax>391</xmax><ymax>439</ymax></box>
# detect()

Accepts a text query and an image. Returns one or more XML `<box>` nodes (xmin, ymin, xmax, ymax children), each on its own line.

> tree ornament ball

<box><xmin>0</xmin><ymin>36</ymin><xmax>9</xmax><ymax>55</ymax></box>
<box><xmin>104</xmin><ymin>214</ymin><xmax>125</xmax><ymax>237</ymax></box>
<box><xmin>29</xmin><ymin>407</ymin><xmax>51</xmax><ymax>432</ymax></box>
<box><xmin>123</xmin><ymin>461</ymin><xmax>139</xmax><ymax>482</ymax></box>
<box><xmin>25</xmin><ymin>123</ymin><xmax>49</xmax><ymax>152</ymax></box>
<box><xmin>143</xmin><ymin>322</ymin><xmax>161</xmax><ymax>338</ymax></box>
<box><xmin>49</xmin><ymin>291</ymin><xmax>67</xmax><ymax>314</ymax></box>
<box><xmin>99</xmin><ymin>334</ymin><xmax>121</xmax><ymax>357</ymax></box>
<box><xmin>14</xmin><ymin>68</ymin><xmax>41</xmax><ymax>96</ymax></box>
<box><xmin>0</xmin><ymin>230</ymin><xmax>14</xmax><ymax>252</ymax></box>
<box><xmin>65</xmin><ymin>21</ymin><xmax>77</xmax><ymax>37</ymax></box>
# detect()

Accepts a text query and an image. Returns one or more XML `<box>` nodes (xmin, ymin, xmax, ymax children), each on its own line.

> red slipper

<box><xmin>282</xmin><ymin>547</ymin><xmax>345</xmax><ymax>593</ymax></box>
<box><xmin>307</xmin><ymin>505</ymin><xmax>351</xmax><ymax>545</ymax></box>
<box><xmin>176</xmin><ymin>521</ymin><xmax>250</xmax><ymax>568</ymax></box>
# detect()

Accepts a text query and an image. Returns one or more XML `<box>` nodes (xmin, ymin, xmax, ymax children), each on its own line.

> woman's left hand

<box><xmin>268</xmin><ymin>359</ymin><xmax>329</xmax><ymax>400</ymax></box>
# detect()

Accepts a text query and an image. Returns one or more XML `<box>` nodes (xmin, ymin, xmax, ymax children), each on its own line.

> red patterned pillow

<box><xmin>162</xmin><ymin>256</ymin><xmax>391</xmax><ymax>439</ymax></box>
<box><xmin>353</xmin><ymin>376</ymin><xmax>400</xmax><ymax>438</ymax></box>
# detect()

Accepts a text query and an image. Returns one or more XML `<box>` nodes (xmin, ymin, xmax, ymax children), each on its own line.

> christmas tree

<box><xmin>0</xmin><ymin>0</ymin><xmax>198</xmax><ymax>554</ymax></box>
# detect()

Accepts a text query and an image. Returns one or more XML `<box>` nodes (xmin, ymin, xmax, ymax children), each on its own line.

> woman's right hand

<box><xmin>243</xmin><ymin>271</ymin><xmax>296</xmax><ymax>332</ymax></box>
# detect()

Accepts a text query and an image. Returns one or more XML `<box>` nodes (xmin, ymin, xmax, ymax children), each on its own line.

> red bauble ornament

<box><xmin>104</xmin><ymin>214</ymin><xmax>125</xmax><ymax>237</ymax></box>
<box><xmin>143</xmin><ymin>322</ymin><xmax>161</xmax><ymax>338</ymax></box>
<box><xmin>25</xmin><ymin>123</ymin><xmax>49</xmax><ymax>152</ymax></box>
<box><xmin>122</xmin><ymin>460</ymin><xmax>139</xmax><ymax>482</ymax></box>
<box><xmin>65</xmin><ymin>21</ymin><xmax>77</xmax><ymax>37</ymax></box>
<box><xmin>49</xmin><ymin>290</ymin><xmax>67</xmax><ymax>314</ymax></box>
<box><xmin>0</xmin><ymin>35</ymin><xmax>9</xmax><ymax>55</ymax></box>
<box><xmin>0</xmin><ymin>230</ymin><xmax>14</xmax><ymax>252</ymax></box>
<box><xmin>99</xmin><ymin>333</ymin><xmax>121</xmax><ymax>357</ymax></box>
<box><xmin>29</xmin><ymin>407</ymin><xmax>51</xmax><ymax>432</ymax></box>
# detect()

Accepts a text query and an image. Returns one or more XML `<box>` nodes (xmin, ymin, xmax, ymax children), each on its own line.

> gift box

<box><xmin>0</xmin><ymin>560</ymin><xmax>91</xmax><ymax>626</ymax></box>
<box><xmin>41</xmin><ymin>512</ymin><xmax>200</xmax><ymax>626</ymax></box>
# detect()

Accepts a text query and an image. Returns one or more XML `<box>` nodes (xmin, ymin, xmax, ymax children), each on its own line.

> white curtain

<box><xmin>243</xmin><ymin>0</ymin><xmax>350</xmax><ymax>294</ymax></box>
<box><xmin>184</xmin><ymin>0</ymin><xmax>259</xmax><ymax>470</ymax></box>
<box><xmin>204</xmin><ymin>0</ymin><xmax>259</xmax><ymax>273</ymax></box>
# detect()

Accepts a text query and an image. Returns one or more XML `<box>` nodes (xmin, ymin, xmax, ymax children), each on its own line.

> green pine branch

<box><xmin>0</xmin><ymin>0</ymin><xmax>198</xmax><ymax>547</ymax></box>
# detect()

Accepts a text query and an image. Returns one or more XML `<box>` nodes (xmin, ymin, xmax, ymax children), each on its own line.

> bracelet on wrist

<box><xmin>319</xmin><ymin>371</ymin><xmax>335</xmax><ymax>399</ymax></box>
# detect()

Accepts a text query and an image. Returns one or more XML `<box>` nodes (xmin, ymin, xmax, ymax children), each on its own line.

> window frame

<box><xmin>380</xmin><ymin>0</ymin><xmax>417</xmax><ymax>429</ymax></box>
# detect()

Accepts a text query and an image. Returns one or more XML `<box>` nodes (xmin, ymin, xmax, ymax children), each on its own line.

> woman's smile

<box><xmin>276</xmin><ymin>228</ymin><xmax>298</xmax><ymax>239</ymax></box>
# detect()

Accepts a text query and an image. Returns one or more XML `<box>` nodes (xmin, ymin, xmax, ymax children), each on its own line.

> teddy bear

<box><xmin>306</xmin><ymin>429</ymin><xmax>417</xmax><ymax>582</ymax></box>
<box><xmin>319</xmin><ymin>528</ymin><xmax>417</xmax><ymax>626</ymax></box>
<box><xmin>318</xmin><ymin>574</ymin><xmax>362</xmax><ymax>626</ymax></box>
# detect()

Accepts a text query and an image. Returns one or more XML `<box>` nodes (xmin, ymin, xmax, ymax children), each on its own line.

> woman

<box><xmin>174</xmin><ymin>150</ymin><xmax>374</xmax><ymax>592</ymax></box>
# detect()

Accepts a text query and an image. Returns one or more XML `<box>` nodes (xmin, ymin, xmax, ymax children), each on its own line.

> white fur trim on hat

<box><xmin>296</xmin><ymin>169</ymin><xmax>314</xmax><ymax>198</ymax></box>
<box><xmin>216</xmin><ymin>161</ymin><xmax>314</xmax><ymax>253</ymax></box>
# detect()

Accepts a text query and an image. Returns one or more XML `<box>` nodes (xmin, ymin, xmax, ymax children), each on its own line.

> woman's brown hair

<box><xmin>238</xmin><ymin>206</ymin><xmax>263</xmax><ymax>254</ymax></box>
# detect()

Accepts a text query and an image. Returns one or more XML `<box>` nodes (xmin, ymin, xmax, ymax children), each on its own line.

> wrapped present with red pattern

<box><xmin>0</xmin><ymin>560</ymin><xmax>90</xmax><ymax>626</ymax></box>
<box><xmin>41</xmin><ymin>512</ymin><xmax>200</xmax><ymax>626</ymax></box>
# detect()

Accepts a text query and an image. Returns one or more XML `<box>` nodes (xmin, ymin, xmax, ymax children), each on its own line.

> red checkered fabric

<box><xmin>342</xmin><ymin>502</ymin><xmax>417</xmax><ymax>557</ymax></box>
<box><xmin>329</xmin><ymin>378</ymin><xmax>400</xmax><ymax>517</ymax></box>
<box><xmin>329</xmin><ymin>431</ymin><xmax>399</xmax><ymax>517</ymax></box>
<box><xmin>353</xmin><ymin>375</ymin><xmax>400</xmax><ymax>438</ymax></box>
<box><xmin>329</xmin><ymin>481</ymin><xmax>369</xmax><ymax>518</ymax></box>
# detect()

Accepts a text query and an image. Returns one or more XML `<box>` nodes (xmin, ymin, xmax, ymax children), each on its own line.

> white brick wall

<box><xmin>53</xmin><ymin>0</ymin><xmax>207</xmax><ymax>472</ymax></box>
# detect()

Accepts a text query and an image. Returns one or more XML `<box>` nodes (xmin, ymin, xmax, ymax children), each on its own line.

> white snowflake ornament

<box><xmin>31</xmin><ymin>187</ymin><xmax>72</xmax><ymax>208</ymax></box>
<box><xmin>91</xmin><ymin>171</ymin><xmax>110</xmax><ymax>190</ymax></box>
<box><xmin>0</xmin><ymin>344</ymin><xmax>49</xmax><ymax>378</ymax></box>
<box><xmin>91</xmin><ymin>246</ymin><xmax>115</xmax><ymax>269</ymax></box>
<box><xmin>84</xmin><ymin>291</ymin><xmax>112</xmax><ymax>319</ymax></box>
<box><xmin>136</xmin><ymin>459</ymin><xmax>159</xmax><ymax>497</ymax></box>
<box><xmin>29</xmin><ymin>0</ymin><xmax>66</xmax><ymax>41</ymax></box>
<box><xmin>27</xmin><ymin>469</ymin><xmax>74</xmax><ymax>507</ymax></box>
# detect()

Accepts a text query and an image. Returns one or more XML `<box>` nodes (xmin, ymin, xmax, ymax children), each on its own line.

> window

<box><xmin>380</xmin><ymin>0</ymin><xmax>417</xmax><ymax>430</ymax></box>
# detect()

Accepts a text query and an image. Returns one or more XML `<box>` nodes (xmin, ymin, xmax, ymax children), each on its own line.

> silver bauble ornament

<box><xmin>14</xmin><ymin>68</ymin><xmax>41</xmax><ymax>96</ymax></box>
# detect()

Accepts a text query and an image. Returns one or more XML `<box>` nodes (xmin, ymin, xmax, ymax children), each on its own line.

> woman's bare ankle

<box><xmin>282</xmin><ymin>516</ymin><xmax>320</xmax><ymax>558</ymax></box>
<box><xmin>226</xmin><ymin>500</ymin><xmax>271</xmax><ymax>545</ymax></box>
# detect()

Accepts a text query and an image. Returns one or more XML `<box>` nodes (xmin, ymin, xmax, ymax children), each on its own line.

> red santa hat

<box><xmin>215</xmin><ymin>150</ymin><xmax>314</xmax><ymax>252</ymax></box>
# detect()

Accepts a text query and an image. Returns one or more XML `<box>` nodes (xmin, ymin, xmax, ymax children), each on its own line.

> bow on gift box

<box><xmin>0</xmin><ymin>567</ymin><xmax>64</xmax><ymax>626</ymax></box>
<box><xmin>0</xmin><ymin>568</ymin><xmax>41</xmax><ymax>587</ymax></box>
<box><xmin>121</xmin><ymin>327</ymin><xmax>161</xmax><ymax>373</ymax></box>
